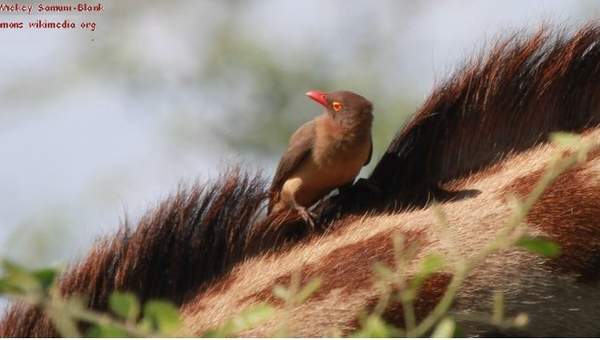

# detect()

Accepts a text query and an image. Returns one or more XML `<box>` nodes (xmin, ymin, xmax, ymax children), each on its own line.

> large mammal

<box><xmin>2</xmin><ymin>25</ymin><xmax>600</xmax><ymax>337</ymax></box>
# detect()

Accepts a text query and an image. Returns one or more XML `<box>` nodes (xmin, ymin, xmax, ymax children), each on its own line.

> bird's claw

<box><xmin>295</xmin><ymin>206</ymin><xmax>316</xmax><ymax>229</ymax></box>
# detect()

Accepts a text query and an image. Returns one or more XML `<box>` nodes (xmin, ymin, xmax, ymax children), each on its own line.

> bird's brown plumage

<box><xmin>270</xmin><ymin>120</ymin><xmax>316</xmax><ymax>200</ymax></box>
<box><xmin>268</xmin><ymin>90</ymin><xmax>373</xmax><ymax>216</ymax></box>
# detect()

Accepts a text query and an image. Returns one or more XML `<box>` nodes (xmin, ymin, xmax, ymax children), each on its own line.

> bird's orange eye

<box><xmin>332</xmin><ymin>101</ymin><xmax>343</xmax><ymax>112</ymax></box>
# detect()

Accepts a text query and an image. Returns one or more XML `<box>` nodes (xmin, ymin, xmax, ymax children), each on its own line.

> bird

<box><xmin>268</xmin><ymin>90</ymin><xmax>373</xmax><ymax>227</ymax></box>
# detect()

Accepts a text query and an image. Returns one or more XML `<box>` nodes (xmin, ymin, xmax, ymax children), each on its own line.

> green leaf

<box><xmin>0</xmin><ymin>278</ymin><xmax>17</xmax><ymax>294</ymax></box>
<box><xmin>136</xmin><ymin>317</ymin><xmax>153</xmax><ymax>334</ymax></box>
<box><xmin>296</xmin><ymin>278</ymin><xmax>321</xmax><ymax>303</ymax></box>
<box><xmin>421</xmin><ymin>254</ymin><xmax>444</xmax><ymax>274</ymax></box>
<box><xmin>0</xmin><ymin>260</ymin><xmax>41</xmax><ymax>294</ymax></box>
<box><xmin>272</xmin><ymin>285</ymin><xmax>289</xmax><ymax>301</ymax></box>
<box><xmin>352</xmin><ymin>315</ymin><xmax>394</xmax><ymax>338</ymax></box>
<box><xmin>372</xmin><ymin>262</ymin><xmax>394</xmax><ymax>281</ymax></box>
<box><xmin>143</xmin><ymin>300</ymin><xmax>182</xmax><ymax>335</ymax></box>
<box><xmin>516</xmin><ymin>236</ymin><xmax>561</xmax><ymax>258</ymax></box>
<box><xmin>454</xmin><ymin>323</ymin><xmax>465</xmax><ymax>338</ymax></box>
<box><xmin>2</xmin><ymin>259</ymin><xmax>24</xmax><ymax>274</ymax></box>
<box><xmin>399</xmin><ymin>289</ymin><xmax>416</xmax><ymax>302</ymax></box>
<box><xmin>65</xmin><ymin>295</ymin><xmax>87</xmax><ymax>313</ymax></box>
<box><xmin>109</xmin><ymin>292</ymin><xmax>140</xmax><ymax>321</ymax></box>
<box><xmin>432</xmin><ymin>317</ymin><xmax>456</xmax><ymax>338</ymax></box>
<box><xmin>229</xmin><ymin>304</ymin><xmax>274</xmax><ymax>331</ymax></box>
<box><xmin>204</xmin><ymin>304</ymin><xmax>275</xmax><ymax>337</ymax></box>
<box><xmin>47</xmin><ymin>307</ymin><xmax>81</xmax><ymax>337</ymax></box>
<box><xmin>410</xmin><ymin>254</ymin><xmax>444</xmax><ymax>289</ymax></box>
<box><xmin>86</xmin><ymin>325</ymin><xmax>129</xmax><ymax>338</ymax></box>
<box><xmin>32</xmin><ymin>268</ymin><xmax>58</xmax><ymax>290</ymax></box>
<box><xmin>550</xmin><ymin>132</ymin><xmax>581</xmax><ymax>148</ymax></box>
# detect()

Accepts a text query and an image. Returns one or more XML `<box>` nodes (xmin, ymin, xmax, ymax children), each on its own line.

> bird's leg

<box><xmin>279</xmin><ymin>181</ymin><xmax>317</xmax><ymax>228</ymax></box>
<box><xmin>291</xmin><ymin>203</ymin><xmax>316</xmax><ymax>229</ymax></box>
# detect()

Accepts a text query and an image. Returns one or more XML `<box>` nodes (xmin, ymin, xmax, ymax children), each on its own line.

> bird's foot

<box><xmin>294</xmin><ymin>206</ymin><xmax>316</xmax><ymax>229</ymax></box>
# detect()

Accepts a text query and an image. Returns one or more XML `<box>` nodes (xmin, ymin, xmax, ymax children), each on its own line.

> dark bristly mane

<box><xmin>322</xmin><ymin>24</ymin><xmax>600</xmax><ymax>216</ymax></box>
<box><xmin>1</xmin><ymin>169</ymin><xmax>274</xmax><ymax>337</ymax></box>
<box><xmin>372</xmin><ymin>24</ymin><xmax>600</xmax><ymax>204</ymax></box>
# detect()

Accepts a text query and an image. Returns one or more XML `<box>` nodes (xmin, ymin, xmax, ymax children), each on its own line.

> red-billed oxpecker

<box><xmin>268</xmin><ymin>90</ymin><xmax>373</xmax><ymax>226</ymax></box>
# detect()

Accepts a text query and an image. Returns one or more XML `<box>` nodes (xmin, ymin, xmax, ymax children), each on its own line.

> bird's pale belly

<box><xmin>280</xmin><ymin>141</ymin><xmax>370</xmax><ymax>209</ymax></box>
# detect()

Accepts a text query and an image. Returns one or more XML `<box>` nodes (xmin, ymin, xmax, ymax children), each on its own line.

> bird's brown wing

<box><xmin>364</xmin><ymin>138</ymin><xmax>372</xmax><ymax>165</ymax></box>
<box><xmin>269</xmin><ymin>120</ymin><xmax>316</xmax><ymax>209</ymax></box>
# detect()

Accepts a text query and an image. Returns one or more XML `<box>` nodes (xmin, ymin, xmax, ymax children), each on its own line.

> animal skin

<box><xmin>1</xmin><ymin>24</ymin><xmax>600</xmax><ymax>337</ymax></box>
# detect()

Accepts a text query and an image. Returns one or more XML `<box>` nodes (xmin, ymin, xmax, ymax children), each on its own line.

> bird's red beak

<box><xmin>306</xmin><ymin>90</ymin><xmax>328</xmax><ymax>108</ymax></box>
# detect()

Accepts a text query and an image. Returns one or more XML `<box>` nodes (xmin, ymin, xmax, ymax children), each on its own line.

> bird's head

<box><xmin>305</xmin><ymin>90</ymin><xmax>373</xmax><ymax>127</ymax></box>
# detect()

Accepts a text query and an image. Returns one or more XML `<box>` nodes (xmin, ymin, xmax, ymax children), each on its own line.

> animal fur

<box><xmin>2</xmin><ymin>24</ymin><xmax>600</xmax><ymax>337</ymax></box>
<box><xmin>182</xmin><ymin>131</ymin><xmax>600</xmax><ymax>336</ymax></box>
<box><xmin>321</xmin><ymin>24</ymin><xmax>600</xmax><ymax>217</ymax></box>
<box><xmin>0</xmin><ymin>170</ymin><xmax>275</xmax><ymax>337</ymax></box>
